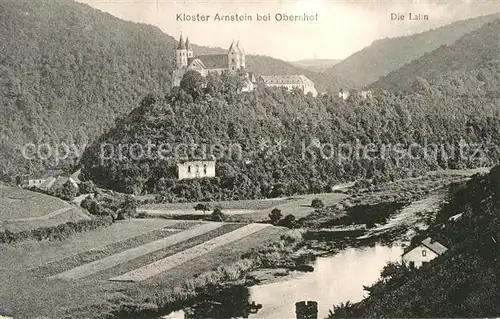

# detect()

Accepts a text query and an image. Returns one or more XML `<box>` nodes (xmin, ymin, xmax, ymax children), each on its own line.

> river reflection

<box><xmin>249</xmin><ymin>245</ymin><xmax>403</xmax><ymax>318</ymax></box>
<box><xmin>164</xmin><ymin>245</ymin><xmax>402</xmax><ymax>319</ymax></box>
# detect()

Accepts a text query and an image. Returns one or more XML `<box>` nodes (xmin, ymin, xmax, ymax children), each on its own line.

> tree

<box><xmin>194</xmin><ymin>203</ymin><xmax>211</xmax><ymax>215</ymax></box>
<box><xmin>180</xmin><ymin>70</ymin><xmax>205</xmax><ymax>99</ymax></box>
<box><xmin>328</xmin><ymin>301</ymin><xmax>356</xmax><ymax>318</ymax></box>
<box><xmin>60</xmin><ymin>180</ymin><xmax>78</xmax><ymax>200</ymax></box>
<box><xmin>280</xmin><ymin>214</ymin><xmax>296</xmax><ymax>229</ymax></box>
<box><xmin>311</xmin><ymin>198</ymin><xmax>324</xmax><ymax>209</ymax></box>
<box><xmin>412</xmin><ymin>76</ymin><xmax>430</xmax><ymax>93</ymax></box>
<box><xmin>211</xmin><ymin>206</ymin><xmax>226</xmax><ymax>222</ymax></box>
<box><xmin>80</xmin><ymin>180</ymin><xmax>96</xmax><ymax>194</ymax></box>
<box><xmin>119</xmin><ymin>195</ymin><xmax>138</xmax><ymax>220</ymax></box>
<box><xmin>269</xmin><ymin>208</ymin><xmax>283</xmax><ymax>225</ymax></box>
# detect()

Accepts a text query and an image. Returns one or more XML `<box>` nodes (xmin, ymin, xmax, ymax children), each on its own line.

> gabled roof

<box><xmin>36</xmin><ymin>176</ymin><xmax>79</xmax><ymax>192</ymax></box>
<box><xmin>228</xmin><ymin>41</ymin><xmax>240</xmax><ymax>53</ymax></box>
<box><xmin>237</xmin><ymin>40</ymin><xmax>245</xmax><ymax>54</ymax></box>
<box><xmin>421</xmin><ymin>237</ymin><xmax>448</xmax><ymax>255</ymax></box>
<box><xmin>195</xmin><ymin>54</ymin><xmax>228</xmax><ymax>69</ymax></box>
<box><xmin>448</xmin><ymin>213</ymin><xmax>463</xmax><ymax>221</ymax></box>
<box><xmin>39</xmin><ymin>177</ymin><xmax>56</xmax><ymax>190</ymax></box>
<box><xmin>177</xmin><ymin>159</ymin><xmax>216</xmax><ymax>166</ymax></box>
<box><xmin>259</xmin><ymin>75</ymin><xmax>314</xmax><ymax>85</ymax></box>
<box><xmin>248</xmin><ymin>72</ymin><xmax>257</xmax><ymax>83</ymax></box>
<box><xmin>402</xmin><ymin>237</ymin><xmax>448</xmax><ymax>256</ymax></box>
<box><xmin>187</xmin><ymin>58</ymin><xmax>206</xmax><ymax>70</ymax></box>
<box><xmin>70</xmin><ymin>169</ymin><xmax>81</xmax><ymax>183</ymax></box>
<box><xmin>27</xmin><ymin>169</ymin><xmax>64</xmax><ymax>180</ymax></box>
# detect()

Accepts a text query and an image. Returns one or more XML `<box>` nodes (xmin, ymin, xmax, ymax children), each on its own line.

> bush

<box><xmin>119</xmin><ymin>195</ymin><xmax>138</xmax><ymax>220</ymax></box>
<box><xmin>0</xmin><ymin>216</ymin><xmax>113</xmax><ymax>244</ymax></box>
<box><xmin>194</xmin><ymin>203</ymin><xmax>211</xmax><ymax>214</ymax></box>
<box><xmin>279</xmin><ymin>214</ymin><xmax>296</xmax><ymax>229</ymax></box>
<box><xmin>311</xmin><ymin>198</ymin><xmax>324</xmax><ymax>208</ymax></box>
<box><xmin>280</xmin><ymin>229</ymin><xmax>304</xmax><ymax>243</ymax></box>
<box><xmin>81</xmin><ymin>197</ymin><xmax>107</xmax><ymax>216</ymax></box>
<box><xmin>58</xmin><ymin>180</ymin><xmax>78</xmax><ymax>200</ymax></box>
<box><xmin>210</xmin><ymin>207</ymin><xmax>226</xmax><ymax>222</ymax></box>
<box><xmin>269</xmin><ymin>208</ymin><xmax>283</xmax><ymax>225</ymax></box>
<box><xmin>80</xmin><ymin>180</ymin><xmax>97</xmax><ymax>194</ymax></box>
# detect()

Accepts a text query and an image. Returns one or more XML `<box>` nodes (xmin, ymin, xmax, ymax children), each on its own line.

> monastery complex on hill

<box><xmin>171</xmin><ymin>35</ymin><xmax>318</xmax><ymax>97</ymax></box>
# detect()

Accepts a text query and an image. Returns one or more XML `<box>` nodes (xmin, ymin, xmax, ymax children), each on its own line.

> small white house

<box><xmin>177</xmin><ymin>160</ymin><xmax>216</xmax><ymax>180</ymax></box>
<box><xmin>402</xmin><ymin>237</ymin><xmax>448</xmax><ymax>268</ymax></box>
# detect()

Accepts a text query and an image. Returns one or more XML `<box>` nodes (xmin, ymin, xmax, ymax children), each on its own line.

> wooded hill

<box><xmin>324</xmin><ymin>13</ymin><xmax>500</xmax><ymax>88</ymax></box>
<box><xmin>291</xmin><ymin>59</ymin><xmax>341</xmax><ymax>72</ymax></box>
<box><xmin>371</xmin><ymin>19</ymin><xmax>500</xmax><ymax>91</ymax></box>
<box><xmin>80</xmin><ymin>47</ymin><xmax>500</xmax><ymax>200</ymax></box>
<box><xmin>0</xmin><ymin>0</ymin><xmax>344</xmax><ymax>181</ymax></box>
<box><xmin>329</xmin><ymin>165</ymin><xmax>500</xmax><ymax>317</ymax></box>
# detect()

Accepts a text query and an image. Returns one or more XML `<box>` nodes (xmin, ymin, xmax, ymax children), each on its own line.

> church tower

<box><xmin>176</xmin><ymin>34</ymin><xmax>188</xmax><ymax>69</ymax></box>
<box><xmin>186</xmin><ymin>37</ymin><xmax>193</xmax><ymax>58</ymax></box>
<box><xmin>237</xmin><ymin>40</ymin><xmax>245</xmax><ymax>70</ymax></box>
<box><xmin>227</xmin><ymin>41</ymin><xmax>241</xmax><ymax>73</ymax></box>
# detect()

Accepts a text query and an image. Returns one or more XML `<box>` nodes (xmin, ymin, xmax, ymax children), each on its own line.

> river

<box><xmin>165</xmin><ymin>244</ymin><xmax>403</xmax><ymax>318</ymax></box>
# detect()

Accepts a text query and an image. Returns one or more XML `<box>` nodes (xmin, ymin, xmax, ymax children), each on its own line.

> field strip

<box><xmin>109</xmin><ymin>223</ymin><xmax>271</xmax><ymax>282</ymax></box>
<box><xmin>49</xmin><ymin>222</ymin><xmax>224</xmax><ymax>280</ymax></box>
<box><xmin>33</xmin><ymin>220</ymin><xmax>190</xmax><ymax>267</ymax></box>
<box><xmin>31</xmin><ymin>227</ymin><xmax>184</xmax><ymax>277</ymax></box>
<box><xmin>86</xmin><ymin>223</ymin><xmax>244</xmax><ymax>280</ymax></box>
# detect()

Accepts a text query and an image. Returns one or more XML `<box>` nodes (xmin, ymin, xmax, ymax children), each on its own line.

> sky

<box><xmin>79</xmin><ymin>0</ymin><xmax>500</xmax><ymax>61</ymax></box>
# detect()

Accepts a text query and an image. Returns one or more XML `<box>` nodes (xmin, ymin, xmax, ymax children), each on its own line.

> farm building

<box><xmin>177</xmin><ymin>160</ymin><xmax>216</xmax><ymax>180</ymax></box>
<box><xmin>402</xmin><ymin>237</ymin><xmax>448</xmax><ymax>268</ymax></box>
<box><xmin>18</xmin><ymin>170</ymin><xmax>64</xmax><ymax>188</ymax></box>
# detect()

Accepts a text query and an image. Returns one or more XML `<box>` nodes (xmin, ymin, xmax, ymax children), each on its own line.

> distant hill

<box><xmin>0</xmin><ymin>0</ymin><xmax>348</xmax><ymax>180</ymax></box>
<box><xmin>246</xmin><ymin>55</ymin><xmax>350</xmax><ymax>93</ymax></box>
<box><xmin>324</xmin><ymin>13</ymin><xmax>500</xmax><ymax>88</ymax></box>
<box><xmin>370</xmin><ymin>19</ymin><xmax>500</xmax><ymax>91</ymax></box>
<box><xmin>291</xmin><ymin>59</ymin><xmax>341</xmax><ymax>72</ymax></box>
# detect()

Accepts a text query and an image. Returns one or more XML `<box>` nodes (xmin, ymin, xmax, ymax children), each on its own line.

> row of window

<box><xmin>187</xmin><ymin>164</ymin><xmax>208</xmax><ymax>174</ymax></box>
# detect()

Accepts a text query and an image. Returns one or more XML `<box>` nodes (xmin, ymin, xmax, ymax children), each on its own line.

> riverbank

<box><xmin>1</xmin><ymin>169</ymin><xmax>486</xmax><ymax>318</ymax></box>
<box><xmin>118</xmin><ymin>171</ymin><xmax>470</xmax><ymax>318</ymax></box>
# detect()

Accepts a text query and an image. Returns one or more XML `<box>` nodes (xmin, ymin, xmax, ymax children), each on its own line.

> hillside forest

<box><xmin>80</xmin><ymin>46</ymin><xmax>500</xmax><ymax>200</ymax></box>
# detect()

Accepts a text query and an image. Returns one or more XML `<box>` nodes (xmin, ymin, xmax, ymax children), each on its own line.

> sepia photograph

<box><xmin>0</xmin><ymin>0</ymin><xmax>499</xmax><ymax>318</ymax></box>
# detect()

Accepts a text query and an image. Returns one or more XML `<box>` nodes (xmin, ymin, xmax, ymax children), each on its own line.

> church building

<box><xmin>172</xmin><ymin>35</ymin><xmax>251</xmax><ymax>89</ymax></box>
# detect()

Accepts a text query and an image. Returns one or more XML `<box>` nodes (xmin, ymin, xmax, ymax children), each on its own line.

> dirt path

<box><xmin>4</xmin><ymin>206</ymin><xmax>78</xmax><ymax>222</ymax></box>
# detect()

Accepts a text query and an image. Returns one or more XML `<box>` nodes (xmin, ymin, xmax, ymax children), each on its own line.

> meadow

<box><xmin>0</xmin><ymin>218</ymin><xmax>285</xmax><ymax>319</ymax></box>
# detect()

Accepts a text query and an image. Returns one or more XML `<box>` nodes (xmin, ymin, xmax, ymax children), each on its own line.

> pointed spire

<box><xmin>185</xmin><ymin>36</ymin><xmax>192</xmax><ymax>50</ymax></box>
<box><xmin>237</xmin><ymin>39</ymin><xmax>244</xmax><ymax>54</ymax></box>
<box><xmin>177</xmin><ymin>33</ymin><xmax>186</xmax><ymax>50</ymax></box>
<box><xmin>228</xmin><ymin>40</ymin><xmax>240</xmax><ymax>53</ymax></box>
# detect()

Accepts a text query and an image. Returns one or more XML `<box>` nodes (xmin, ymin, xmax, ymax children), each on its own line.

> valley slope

<box><xmin>370</xmin><ymin>19</ymin><xmax>500</xmax><ymax>91</ymax></box>
<box><xmin>324</xmin><ymin>13</ymin><xmax>500</xmax><ymax>87</ymax></box>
